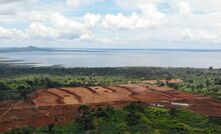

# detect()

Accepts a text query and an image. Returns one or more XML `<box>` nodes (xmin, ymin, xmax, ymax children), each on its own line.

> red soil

<box><xmin>32</xmin><ymin>90</ymin><xmax>59</xmax><ymax>105</ymax></box>
<box><xmin>0</xmin><ymin>83</ymin><xmax>220</xmax><ymax>132</ymax></box>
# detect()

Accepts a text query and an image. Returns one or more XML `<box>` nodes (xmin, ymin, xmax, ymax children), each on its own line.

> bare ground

<box><xmin>0</xmin><ymin>83</ymin><xmax>220</xmax><ymax>132</ymax></box>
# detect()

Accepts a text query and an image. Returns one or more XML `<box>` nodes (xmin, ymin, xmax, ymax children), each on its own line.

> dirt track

<box><xmin>0</xmin><ymin>84</ymin><xmax>221</xmax><ymax>132</ymax></box>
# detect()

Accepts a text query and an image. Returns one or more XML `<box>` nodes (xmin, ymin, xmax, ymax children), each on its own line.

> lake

<box><xmin>0</xmin><ymin>49</ymin><xmax>221</xmax><ymax>68</ymax></box>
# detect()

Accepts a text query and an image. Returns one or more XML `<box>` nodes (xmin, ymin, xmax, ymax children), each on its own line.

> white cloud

<box><xmin>0</xmin><ymin>0</ymin><xmax>38</xmax><ymax>15</ymax></box>
<box><xmin>102</xmin><ymin>13</ymin><xmax>138</xmax><ymax>30</ymax></box>
<box><xmin>181</xmin><ymin>29</ymin><xmax>219</xmax><ymax>42</ymax></box>
<box><xmin>115</xmin><ymin>0</ymin><xmax>161</xmax><ymax>9</ymax></box>
<box><xmin>115</xmin><ymin>0</ymin><xmax>221</xmax><ymax>14</ymax></box>
<box><xmin>0</xmin><ymin>0</ymin><xmax>37</xmax><ymax>4</ymax></box>
<box><xmin>66</xmin><ymin>0</ymin><xmax>81</xmax><ymax>8</ymax></box>
<box><xmin>80</xmin><ymin>33</ymin><xmax>93</xmax><ymax>40</ymax></box>
<box><xmin>0</xmin><ymin>11</ymin><xmax>102</xmax><ymax>41</ymax></box>
<box><xmin>0</xmin><ymin>3</ymin><xmax>19</xmax><ymax>15</ymax></box>
<box><xmin>50</xmin><ymin>12</ymin><xmax>84</xmax><ymax>30</ymax></box>
<box><xmin>24</xmin><ymin>10</ymin><xmax>50</xmax><ymax>22</ymax></box>
<box><xmin>0</xmin><ymin>0</ymin><xmax>221</xmax><ymax>48</ymax></box>
<box><xmin>27</xmin><ymin>22</ymin><xmax>59</xmax><ymax>39</ymax></box>
<box><xmin>0</xmin><ymin>26</ymin><xmax>24</xmax><ymax>39</ymax></box>
<box><xmin>83</xmin><ymin>13</ymin><xmax>101</xmax><ymax>28</ymax></box>
<box><xmin>66</xmin><ymin>0</ymin><xmax>96</xmax><ymax>8</ymax></box>
<box><xmin>175</xmin><ymin>1</ymin><xmax>192</xmax><ymax>17</ymax></box>
<box><xmin>49</xmin><ymin>12</ymin><xmax>88</xmax><ymax>39</ymax></box>
<box><xmin>185</xmin><ymin>0</ymin><xmax>221</xmax><ymax>13</ymax></box>
<box><xmin>18</xmin><ymin>11</ymin><xmax>91</xmax><ymax>40</ymax></box>
<box><xmin>102</xmin><ymin>4</ymin><xmax>166</xmax><ymax>30</ymax></box>
<box><xmin>117</xmin><ymin>0</ymin><xmax>192</xmax><ymax>17</ymax></box>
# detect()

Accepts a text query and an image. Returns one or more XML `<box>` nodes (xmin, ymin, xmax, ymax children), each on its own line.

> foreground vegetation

<box><xmin>4</xmin><ymin>103</ymin><xmax>221</xmax><ymax>134</ymax></box>
<box><xmin>0</xmin><ymin>66</ymin><xmax>221</xmax><ymax>101</ymax></box>
<box><xmin>1</xmin><ymin>66</ymin><xmax>221</xmax><ymax>133</ymax></box>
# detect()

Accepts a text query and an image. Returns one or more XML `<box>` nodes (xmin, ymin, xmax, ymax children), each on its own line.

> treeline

<box><xmin>5</xmin><ymin>103</ymin><xmax>221</xmax><ymax>134</ymax></box>
<box><xmin>2</xmin><ymin>66</ymin><xmax>217</xmax><ymax>79</ymax></box>
<box><xmin>0</xmin><ymin>65</ymin><xmax>221</xmax><ymax>101</ymax></box>
<box><xmin>157</xmin><ymin>75</ymin><xmax>221</xmax><ymax>99</ymax></box>
<box><xmin>0</xmin><ymin>75</ymin><xmax>133</xmax><ymax>101</ymax></box>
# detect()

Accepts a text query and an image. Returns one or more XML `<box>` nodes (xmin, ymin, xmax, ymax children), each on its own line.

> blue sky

<box><xmin>0</xmin><ymin>0</ymin><xmax>221</xmax><ymax>49</ymax></box>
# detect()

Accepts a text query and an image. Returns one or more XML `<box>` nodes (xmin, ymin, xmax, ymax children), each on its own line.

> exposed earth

<box><xmin>0</xmin><ymin>80</ymin><xmax>221</xmax><ymax>132</ymax></box>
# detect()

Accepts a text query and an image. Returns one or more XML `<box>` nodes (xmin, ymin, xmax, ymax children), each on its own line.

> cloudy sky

<box><xmin>0</xmin><ymin>0</ymin><xmax>221</xmax><ymax>49</ymax></box>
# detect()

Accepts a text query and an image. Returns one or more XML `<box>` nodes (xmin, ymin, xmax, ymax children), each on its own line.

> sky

<box><xmin>0</xmin><ymin>0</ymin><xmax>221</xmax><ymax>49</ymax></box>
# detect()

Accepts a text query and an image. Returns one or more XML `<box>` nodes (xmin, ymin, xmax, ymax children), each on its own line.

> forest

<box><xmin>0</xmin><ymin>65</ymin><xmax>221</xmax><ymax>101</ymax></box>
<box><xmin>1</xmin><ymin>66</ymin><xmax>221</xmax><ymax>133</ymax></box>
<box><xmin>4</xmin><ymin>103</ymin><xmax>221</xmax><ymax>134</ymax></box>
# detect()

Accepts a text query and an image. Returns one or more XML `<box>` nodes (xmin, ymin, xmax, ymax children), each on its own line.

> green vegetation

<box><xmin>4</xmin><ymin>103</ymin><xmax>221</xmax><ymax>134</ymax></box>
<box><xmin>0</xmin><ymin>66</ymin><xmax>221</xmax><ymax>100</ymax></box>
<box><xmin>157</xmin><ymin>74</ymin><xmax>221</xmax><ymax>99</ymax></box>
<box><xmin>0</xmin><ymin>74</ymin><xmax>133</xmax><ymax>101</ymax></box>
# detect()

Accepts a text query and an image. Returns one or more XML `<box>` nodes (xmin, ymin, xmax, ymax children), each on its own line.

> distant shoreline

<box><xmin>1</xmin><ymin>46</ymin><xmax>221</xmax><ymax>68</ymax></box>
<box><xmin>1</xmin><ymin>46</ymin><xmax>221</xmax><ymax>53</ymax></box>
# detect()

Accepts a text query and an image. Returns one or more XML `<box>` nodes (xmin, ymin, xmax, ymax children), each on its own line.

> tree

<box><xmin>0</xmin><ymin>82</ymin><xmax>8</xmax><ymax>90</ymax></box>
<box><xmin>76</xmin><ymin>105</ymin><xmax>95</xmax><ymax>131</ymax></box>
<box><xmin>48</xmin><ymin>124</ymin><xmax>54</xmax><ymax>133</ymax></box>
<box><xmin>78</xmin><ymin>105</ymin><xmax>90</xmax><ymax>115</ymax></box>
<box><xmin>169</xmin><ymin>108</ymin><xmax>178</xmax><ymax>116</ymax></box>
<box><xmin>20</xmin><ymin>90</ymin><xmax>29</xmax><ymax>100</ymax></box>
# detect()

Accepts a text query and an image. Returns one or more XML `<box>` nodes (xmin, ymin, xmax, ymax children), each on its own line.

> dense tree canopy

<box><xmin>0</xmin><ymin>66</ymin><xmax>221</xmax><ymax>100</ymax></box>
<box><xmin>5</xmin><ymin>103</ymin><xmax>221</xmax><ymax>134</ymax></box>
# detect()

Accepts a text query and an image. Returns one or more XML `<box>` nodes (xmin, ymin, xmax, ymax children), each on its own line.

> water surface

<box><xmin>0</xmin><ymin>49</ymin><xmax>220</xmax><ymax>68</ymax></box>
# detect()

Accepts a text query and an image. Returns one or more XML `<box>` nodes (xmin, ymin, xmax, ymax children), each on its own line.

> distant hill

<box><xmin>0</xmin><ymin>46</ymin><xmax>52</xmax><ymax>53</ymax></box>
<box><xmin>1</xmin><ymin>46</ymin><xmax>221</xmax><ymax>53</ymax></box>
<box><xmin>23</xmin><ymin>46</ymin><xmax>43</xmax><ymax>50</ymax></box>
